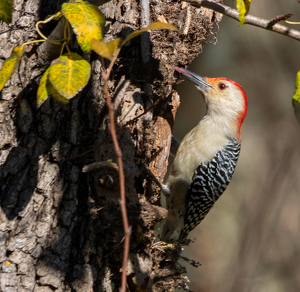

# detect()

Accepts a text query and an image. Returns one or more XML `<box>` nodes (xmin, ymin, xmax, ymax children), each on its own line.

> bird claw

<box><xmin>142</xmin><ymin>164</ymin><xmax>170</xmax><ymax>196</ymax></box>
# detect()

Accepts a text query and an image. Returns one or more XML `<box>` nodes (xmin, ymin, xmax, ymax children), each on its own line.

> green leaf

<box><xmin>62</xmin><ymin>1</ymin><xmax>106</xmax><ymax>53</ymax></box>
<box><xmin>37</xmin><ymin>68</ymin><xmax>69</xmax><ymax>107</ymax></box>
<box><xmin>120</xmin><ymin>22</ymin><xmax>178</xmax><ymax>48</ymax></box>
<box><xmin>0</xmin><ymin>0</ymin><xmax>13</xmax><ymax>24</ymax></box>
<box><xmin>48</xmin><ymin>53</ymin><xmax>91</xmax><ymax>100</ymax></box>
<box><xmin>0</xmin><ymin>46</ymin><xmax>24</xmax><ymax>91</ymax></box>
<box><xmin>91</xmin><ymin>38</ymin><xmax>121</xmax><ymax>60</ymax></box>
<box><xmin>236</xmin><ymin>0</ymin><xmax>251</xmax><ymax>26</ymax></box>
<box><xmin>292</xmin><ymin>71</ymin><xmax>300</xmax><ymax>125</ymax></box>
<box><xmin>92</xmin><ymin>22</ymin><xmax>177</xmax><ymax>59</ymax></box>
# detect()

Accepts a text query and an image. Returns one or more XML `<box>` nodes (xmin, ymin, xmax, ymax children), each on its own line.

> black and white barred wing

<box><xmin>180</xmin><ymin>139</ymin><xmax>241</xmax><ymax>239</ymax></box>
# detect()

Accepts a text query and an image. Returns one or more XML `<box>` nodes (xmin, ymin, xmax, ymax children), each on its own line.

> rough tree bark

<box><xmin>0</xmin><ymin>0</ymin><xmax>221</xmax><ymax>291</ymax></box>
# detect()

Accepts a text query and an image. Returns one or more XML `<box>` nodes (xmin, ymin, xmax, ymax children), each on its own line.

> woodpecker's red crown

<box><xmin>175</xmin><ymin>67</ymin><xmax>247</xmax><ymax>140</ymax></box>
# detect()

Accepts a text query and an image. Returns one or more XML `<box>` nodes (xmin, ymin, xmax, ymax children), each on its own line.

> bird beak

<box><xmin>175</xmin><ymin>67</ymin><xmax>213</xmax><ymax>91</ymax></box>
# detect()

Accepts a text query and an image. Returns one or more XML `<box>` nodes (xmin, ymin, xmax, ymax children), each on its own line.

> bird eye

<box><xmin>218</xmin><ymin>83</ymin><xmax>226</xmax><ymax>90</ymax></box>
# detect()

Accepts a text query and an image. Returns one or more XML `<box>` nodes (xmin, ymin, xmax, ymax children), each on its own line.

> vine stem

<box><xmin>185</xmin><ymin>0</ymin><xmax>300</xmax><ymax>41</ymax></box>
<box><xmin>36</xmin><ymin>12</ymin><xmax>63</xmax><ymax>45</ymax></box>
<box><xmin>102</xmin><ymin>49</ymin><xmax>131</xmax><ymax>292</ymax></box>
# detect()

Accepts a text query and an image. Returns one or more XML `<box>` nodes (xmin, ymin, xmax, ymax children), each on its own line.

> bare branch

<box><xmin>185</xmin><ymin>0</ymin><xmax>300</xmax><ymax>41</ymax></box>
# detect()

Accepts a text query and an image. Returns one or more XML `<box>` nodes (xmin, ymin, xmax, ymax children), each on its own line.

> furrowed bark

<box><xmin>0</xmin><ymin>0</ymin><xmax>221</xmax><ymax>290</ymax></box>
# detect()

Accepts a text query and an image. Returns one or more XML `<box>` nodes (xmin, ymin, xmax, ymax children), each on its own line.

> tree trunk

<box><xmin>0</xmin><ymin>0</ymin><xmax>221</xmax><ymax>291</ymax></box>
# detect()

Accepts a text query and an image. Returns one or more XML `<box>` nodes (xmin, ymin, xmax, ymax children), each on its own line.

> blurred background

<box><xmin>174</xmin><ymin>1</ymin><xmax>300</xmax><ymax>291</ymax></box>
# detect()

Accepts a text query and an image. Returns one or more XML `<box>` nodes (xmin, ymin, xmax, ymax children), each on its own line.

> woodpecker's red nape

<box><xmin>207</xmin><ymin>77</ymin><xmax>248</xmax><ymax>122</ymax></box>
<box><xmin>203</xmin><ymin>77</ymin><xmax>247</xmax><ymax>141</ymax></box>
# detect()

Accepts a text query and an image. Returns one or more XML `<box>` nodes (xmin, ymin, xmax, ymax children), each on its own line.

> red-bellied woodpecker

<box><xmin>161</xmin><ymin>67</ymin><xmax>248</xmax><ymax>241</ymax></box>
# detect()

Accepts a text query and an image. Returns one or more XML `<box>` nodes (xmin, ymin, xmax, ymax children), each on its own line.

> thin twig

<box><xmin>185</xmin><ymin>0</ymin><xmax>300</xmax><ymax>41</ymax></box>
<box><xmin>140</xmin><ymin>0</ymin><xmax>154</xmax><ymax>122</ymax></box>
<box><xmin>141</xmin><ymin>0</ymin><xmax>151</xmax><ymax>63</ymax></box>
<box><xmin>182</xmin><ymin>2</ymin><xmax>192</xmax><ymax>35</ymax></box>
<box><xmin>180</xmin><ymin>255</ymin><xmax>201</xmax><ymax>268</ymax></box>
<box><xmin>82</xmin><ymin>161</ymin><xmax>119</xmax><ymax>173</ymax></box>
<box><xmin>102</xmin><ymin>52</ymin><xmax>131</xmax><ymax>292</ymax></box>
<box><xmin>267</xmin><ymin>14</ymin><xmax>292</xmax><ymax>28</ymax></box>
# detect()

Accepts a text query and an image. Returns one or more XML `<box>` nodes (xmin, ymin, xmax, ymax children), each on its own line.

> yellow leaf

<box><xmin>0</xmin><ymin>46</ymin><xmax>24</xmax><ymax>91</ymax></box>
<box><xmin>48</xmin><ymin>53</ymin><xmax>91</xmax><ymax>100</ymax></box>
<box><xmin>6</xmin><ymin>261</ymin><xmax>11</xmax><ymax>265</ymax></box>
<box><xmin>37</xmin><ymin>68</ymin><xmax>51</xmax><ymax>107</ymax></box>
<box><xmin>48</xmin><ymin>82</ymin><xmax>70</xmax><ymax>104</ymax></box>
<box><xmin>91</xmin><ymin>38</ymin><xmax>121</xmax><ymax>60</ymax></box>
<box><xmin>292</xmin><ymin>71</ymin><xmax>300</xmax><ymax>125</ymax></box>
<box><xmin>62</xmin><ymin>1</ymin><xmax>106</xmax><ymax>53</ymax></box>
<box><xmin>236</xmin><ymin>0</ymin><xmax>251</xmax><ymax>26</ymax></box>
<box><xmin>0</xmin><ymin>0</ymin><xmax>13</xmax><ymax>24</ymax></box>
<box><xmin>37</xmin><ymin>68</ymin><xmax>69</xmax><ymax>107</ymax></box>
<box><xmin>120</xmin><ymin>22</ymin><xmax>178</xmax><ymax>48</ymax></box>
